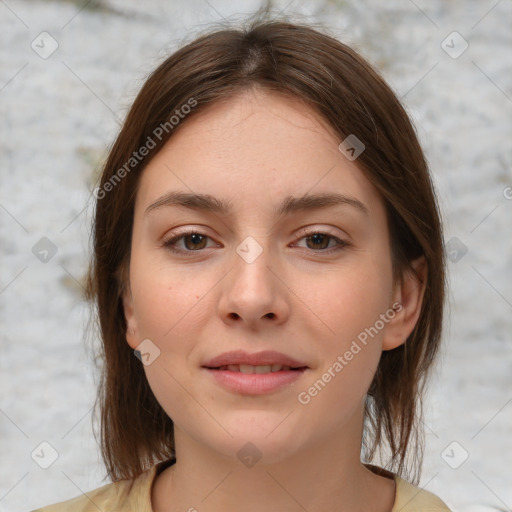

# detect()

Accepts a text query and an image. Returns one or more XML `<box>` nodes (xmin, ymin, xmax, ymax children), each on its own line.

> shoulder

<box><xmin>392</xmin><ymin>475</ymin><xmax>452</xmax><ymax>511</ymax></box>
<box><xmin>365</xmin><ymin>463</ymin><xmax>451</xmax><ymax>511</ymax></box>
<box><xmin>31</xmin><ymin>465</ymin><xmax>158</xmax><ymax>512</ymax></box>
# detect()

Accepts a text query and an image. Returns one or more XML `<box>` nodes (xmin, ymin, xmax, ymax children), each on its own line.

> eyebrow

<box><xmin>144</xmin><ymin>191</ymin><xmax>369</xmax><ymax>217</ymax></box>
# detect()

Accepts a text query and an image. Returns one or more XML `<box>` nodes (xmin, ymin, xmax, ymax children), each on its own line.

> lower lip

<box><xmin>203</xmin><ymin>368</ymin><xmax>307</xmax><ymax>395</ymax></box>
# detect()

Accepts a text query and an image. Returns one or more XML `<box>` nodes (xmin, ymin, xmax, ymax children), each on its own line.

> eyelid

<box><xmin>291</xmin><ymin>227</ymin><xmax>350</xmax><ymax>253</ymax></box>
<box><xmin>162</xmin><ymin>227</ymin><xmax>219</xmax><ymax>253</ymax></box>
<box><xmin>294</xmin><ymin>225</ymin><xmax>348</xmax><ymax>241</ymax></box>
<box><xmin>162</xmin><ymin>225</ymin><xmax>350</xmax><ymax>255</ymax></box>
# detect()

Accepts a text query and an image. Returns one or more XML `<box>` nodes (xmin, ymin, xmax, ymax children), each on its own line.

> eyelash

<box><xmin>162</xmin><ymin>229</ymin><xmax>349</xmax><ymax>256</ymax></box>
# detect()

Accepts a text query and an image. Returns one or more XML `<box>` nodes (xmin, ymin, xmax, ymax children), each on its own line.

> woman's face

<box><xmin>123</xmin><ymin>89</ymin><xmax>409</xmax><ymax>464</ymax></box>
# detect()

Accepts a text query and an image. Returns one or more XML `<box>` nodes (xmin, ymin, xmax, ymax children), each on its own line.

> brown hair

<box><xmin>85</xmin><ymin>14</ymin><xmax>445</xmax><ymax>485</ymax></box>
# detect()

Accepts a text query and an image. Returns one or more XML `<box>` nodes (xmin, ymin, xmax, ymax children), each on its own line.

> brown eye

<box><xmin>305</xmin><ymin>233</ymin><xmax>331</xmax><ymax>250</ymax></box>
<box><xmin>163</xmin><ymin>231</ymin><xmax>215</xmax><ymax>254</ymax></box>
<box><xmin>182</xmin><ymin>233</ymin><xmax>208</xmax><ymax>250</ymax></box>
<box><xmin>294</xmin><ymin>230</ymin><xmax>348</xmax><ymax>254</ymax></box>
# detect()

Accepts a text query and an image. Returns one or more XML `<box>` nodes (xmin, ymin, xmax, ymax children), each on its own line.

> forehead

<box><xmin>134</xmin><ymin>88</ymin><xmax>384</xmax><ymax>219</ymax></box>
<box><xmin>181</xmin><ymin>88</ymin><xmax>340</xmax><ymax>144</ymax></box>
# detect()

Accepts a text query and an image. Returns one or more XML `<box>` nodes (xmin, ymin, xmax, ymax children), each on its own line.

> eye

<box><xmin>162</xmin><ymin>229</ymin><xmax>349</xmax><ymax>256</ymax></box>
<box><xmin>163</xmin><ymin>231</ymin><xmax>216</xmax><ymax>254</ymax></box>
<box><xmin>293</xmin><ymin>229</ymin><xmax>349</xmax><ymax>254</ymax></box>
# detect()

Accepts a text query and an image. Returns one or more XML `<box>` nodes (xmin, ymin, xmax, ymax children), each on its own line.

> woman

<box><xmin>35</xmin><ymin>16</ymin><xmax>450</xmax><ymax>512</ymax></box>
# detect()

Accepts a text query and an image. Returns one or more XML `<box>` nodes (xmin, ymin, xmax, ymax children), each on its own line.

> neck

<box><xmin>151</xmin><ymin>413</ymin><xmax>396</xmax><ymax>512</ymax></box>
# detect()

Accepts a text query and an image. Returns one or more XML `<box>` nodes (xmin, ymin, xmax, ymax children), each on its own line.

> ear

<box><xmin>122</xmin><ymin>286</ymin><xmax>140</xmax><ymax>350</ymax></box>
<box><xmin>382</xmin><ymin>256</ymin><xmax>427</xmax><ymax>351</ymax></box>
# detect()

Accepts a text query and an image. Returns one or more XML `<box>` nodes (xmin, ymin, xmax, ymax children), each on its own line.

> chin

<box><xmin>205</xmin><ymin>414</ymin><xmax>308</xmax><ymax>467</ymax></box>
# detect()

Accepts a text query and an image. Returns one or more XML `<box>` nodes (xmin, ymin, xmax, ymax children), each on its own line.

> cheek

<box><xmin>295</xmin><ymin>258</ymin><xmax>391</xmax><ymax>405</ymax></box>
<box><xmin>302</xmin><ymin>258</ymin><xmax>392</xmax><ymax>344</ymax></box>
<box><xmin>130</xmin><ymin>263</ymin><xmax>210</xmax><ymax>424</ymax></box>
<box><xmin>130</xmin><ymin>254</ymin><xmax>212</xmax><ymax>341</ymax></box>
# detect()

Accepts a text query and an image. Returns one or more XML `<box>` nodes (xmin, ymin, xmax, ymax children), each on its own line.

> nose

<box><xmin>217</xmin><ymin>239</ymin><xmax>290</xmax><ymax>330</ymax></box>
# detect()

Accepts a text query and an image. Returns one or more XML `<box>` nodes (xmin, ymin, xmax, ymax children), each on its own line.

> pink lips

<box><xmin>202</xmin><ymin>350</ymin><xmax>308</xmax><ymax>369</ymax></box>
<box><xmin>202</xmin><ymin>350</ymin><xmax>309</xmax><ymax>395</ymax></box>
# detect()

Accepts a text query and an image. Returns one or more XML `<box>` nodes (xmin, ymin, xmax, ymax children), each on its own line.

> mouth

<box><xmin>201</xmin><ymin>351</ymin><xmax>310</xmax><ymax>395</ymax></box>
<box><xmin>202</xmin><ymin>349</ymin><xmax>309</xmax><ymax>370</ymax></box>
<box><xmin>205</xmin><ymin>364</ymin><xmax>308</xmax><ymax>373</ymax></box>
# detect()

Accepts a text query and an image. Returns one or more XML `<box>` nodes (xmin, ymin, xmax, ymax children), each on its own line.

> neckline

<box><xmin>148</xmin><ymin>459</ymin><xmax>398</xmax><ymax>511</ymax></box>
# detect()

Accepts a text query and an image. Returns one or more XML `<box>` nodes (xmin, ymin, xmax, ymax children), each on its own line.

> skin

<box><xmin>123</xmin><ymin>88</ymin><xmax>427</xmax><ymax>512</ymax></box>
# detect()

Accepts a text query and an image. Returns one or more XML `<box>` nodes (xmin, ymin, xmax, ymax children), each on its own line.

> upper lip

<box><xmin>202</xmin><ymin>350</ymin><xmax>309</xmax><ymax>368</ymax></box>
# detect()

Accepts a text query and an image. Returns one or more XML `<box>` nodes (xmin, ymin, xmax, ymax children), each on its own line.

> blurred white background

<box><xmin>1</xmin><ymin>0</ymin><xmax>511</xmax><ymax>510</ymax></box>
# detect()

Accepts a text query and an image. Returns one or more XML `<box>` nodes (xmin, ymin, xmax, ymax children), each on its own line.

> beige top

<box><xmin>32</xmin><ymin>460</ymin><xmax>451</xmax><ymax>511</ymax></box>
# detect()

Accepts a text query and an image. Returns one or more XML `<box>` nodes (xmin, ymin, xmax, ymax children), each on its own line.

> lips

<box><xmin>202</xmin><ymin>350</ymin><xmax>309</xmax><ymax>370</ymax></box>
<box><xmin>216</xmin><ymin>364</ymin><xmax>294</xmax><ymax>373</ymax></box>
<box><xmin>202</xmin><ymin>350</ymin><xmax>309</xmax><ymax>394</ymax></box>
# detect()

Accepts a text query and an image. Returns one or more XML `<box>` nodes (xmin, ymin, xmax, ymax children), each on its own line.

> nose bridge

<box><xmin>231</xmin><ymin>234</ymin><xmax>274</xmax><ymax>294</ymax></box>
<box><xmin>219</xmin><ymin>233</ymin><xmax>288</xmax><ymax>325</ymax></box>
<box><xmin>235</xmin><ymin>235</ymin><xmax>266</xmax><ymax>266</ymax></box>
